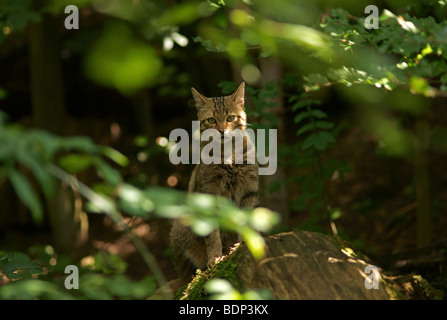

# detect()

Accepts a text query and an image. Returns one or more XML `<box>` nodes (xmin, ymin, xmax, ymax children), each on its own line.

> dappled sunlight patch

<box><xmin>83</xmin><ymin>22</ymin><xmax>162</xmax><ymax>95</ymax></box>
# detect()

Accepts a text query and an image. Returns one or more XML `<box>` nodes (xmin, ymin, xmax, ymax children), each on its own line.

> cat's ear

<box><xmin>230</xmin><ymin>82</ymin><xmax>245</xmax><ymax>109</ymax></box>
<box><xmin>191</xmin><ymin>87</ymin><xmax>208</xmax><ymax>110</ymax></box>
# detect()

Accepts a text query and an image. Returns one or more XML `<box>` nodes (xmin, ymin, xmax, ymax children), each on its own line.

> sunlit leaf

<box><xmin>84</xmin><ymin>193</ymin><xmax>117</xmax><ymax>216</ymax></box>
<box><xmin>190</xmin><ymin>217</ymin><xmax>217</xmax><ymax>236</ymax></box>
<box><xmin>409</xmin><ymin>76</ymin><xmax>434</xmax><ymax>97</ymax></box>
<box><xmin>250</xmin><ymin>207</ymin><xmax>280</xmax><ymax>232</ymax></box>
<box><xmin>118</xmin><ymin>184</ymin><xmax>154</xmax><ymax>218</ymax></box>
<box><xmin>205</xmin><ymin>279</ymin><xmax>241</xmax><ymax>300</ymax></box>
<box><xmin>186</xmin><ymin>193</ymin><xmax>218</xmax><ymax>212</ymax></box>
<box><xmin>102</xmin><ymin>146</ymin><xmax>129</xmax><ymax>167</ymax></box>
<box><xmin>241</xmin><ymin>228</ymin><xmax>265</xmax><ymax>259</ymax></box>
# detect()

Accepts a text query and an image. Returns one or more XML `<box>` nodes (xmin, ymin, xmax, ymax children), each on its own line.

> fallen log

<box><xmin>174</xmin><ymin>231</ymin><xmax>442</xmax><ymax>300</ymax></box>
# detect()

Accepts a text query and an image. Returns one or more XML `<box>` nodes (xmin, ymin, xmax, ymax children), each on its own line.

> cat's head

<box><xmin>191</xmin><ymin>82</ymin><xmax>247</xmax><ymax>135</ymax></box>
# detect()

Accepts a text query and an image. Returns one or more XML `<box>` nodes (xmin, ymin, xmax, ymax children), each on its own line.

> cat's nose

<box><xmin>217</xmin><ymin>128</ymin><xmax>225</xmax><ymax>135</ymax></box>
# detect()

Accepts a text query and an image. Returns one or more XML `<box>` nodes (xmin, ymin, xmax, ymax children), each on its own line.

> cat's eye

<box><xmin>207</xmin><ymin>117</ymin><xmax>216</xmax><ymax>124</ymax></box>
<box><xmin>226</xmin><ymin>115</ymin><xmax>235</xmax><ymax>122</ymax></box>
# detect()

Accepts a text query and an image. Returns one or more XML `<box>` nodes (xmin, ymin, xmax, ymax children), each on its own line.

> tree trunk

<box><xmin>29</xmin><ymin>6</ymin><xmax>84</xmax><ymax>254</ymax></box>
<box><xmin>29</xmin><ymin>8</ymin><xmax>67</xmax><ymax>134</ymax></box>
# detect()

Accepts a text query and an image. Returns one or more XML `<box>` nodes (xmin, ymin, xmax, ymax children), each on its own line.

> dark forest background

<box><xmin>0</xmin><ymin>0</ymin><xmax>446</xmax><ymax>299</ymax></box>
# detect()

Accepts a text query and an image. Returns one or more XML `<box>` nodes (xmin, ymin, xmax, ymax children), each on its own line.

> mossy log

<box><xmin>175</xmin><ymin>231</ymin><xmax>442</xmax><ymax>300</ymax></box>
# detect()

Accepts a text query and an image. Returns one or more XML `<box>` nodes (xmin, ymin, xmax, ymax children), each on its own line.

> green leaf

<box><xmin>13</xmin><ymin>135</ymin><xmax>56</xmax><ymax>198</ymax></box>
<box><xmin>186</xmin><ymin>193</ymin><xmax>218</xmax><ymax>212</ymax></box>
<box><xmin>83</xmin><ymin>190</ymin><xmax>117</xmax><ymax>216</ymax></box>
<box><xmin>316</xmin><ymin>121</ymin><xmax>335</xmax><ymax>129</ymax></box>
<box><xmin>409</xmin><ymin>76</ymin><xmax>434</xmax><ymax>97</ymax></box>
<box><xmin>190</xmin><ymin>217</ymin><xmax>217</xmax><ymax>236</ymax></box>
<box><xmin>241</xmin><ymin>227</ymin><xmax>265</xmax><ymax>259</ymax></box>
<box><xmin>79</xmin><ymin>274</ymin><xmax>112</xmax><ymax>300</ymax></box>
<box><xmin>144</xmin><ymin>187</ymin><xmax>186</xmax><ymax>218</ymax></box>
<box><xmin>133</xmin><ymin>135</ymin><xmax>148</xmax><ymax>147</ymax></box>
<box><xmin>294</xmin><ymin>109</ymin><xmax>327</xmax><ymax>124</ymax></box>
<box><xmin>329</xmin><ymin>208</ymin><xmax>342</xmax><ymax>220</ymax></box>
<box><xmin>311</xmin><ymin>109</ymin><xmax>328</xmax><ymax>119</ymax></box>
<box><xmin>93</xmin><ymin>159</ymin><xmax>122</xmax><ymax>186</ymax></box>
<box><xmin>315</xmin><ymin>131</ymin><xmax>336</xmax><ymax>150</ymax></box>
<box><xmin>441</xmin><ymin>73</ymin><xmax>447</xmax><ymax>85</ymax></box>
<box><xmin>118</xmin><ymin>184</ymin><xmax>154</xmax><ymax>218</ymax></box>
<box><xmin>31</xmin><ymin>130</ymin><xmax>59</xmax><ymax>159</ymax></box>
<box><xmin>145</xmin><ymin>187</ymin><xmax>186</xmax><ymax>208</ymax></box>
<box><xmin>102</xmin><ymin>146</ymin><xmax>129</xmax><ymax>167</ymax></box>
<box><xmin>292</xmin><ymin>99</ymin><xmax>321</xmax><ymax>111</ymax></box>
<box><xmin>0</xmin><ymin>279</ymin><xmax>73</xmax><ymax>300</ymax></box>
<box><xmin>58</xmin><ymin>136</ymin><xmax>99</xmax><ymax>153</ymax></box>
<box><xmin>296</xmin><ymin>122</ymin><xmax>316</xmax><ymax>136</ymax></box>
<box><xmin>0</xmin><ymin>252</ymin><xmax>43</xmax><ymax>280</ymax></box>
<box><xmin>303</xmin><ymin>83</ymin><xmax>322</xmax><ymax>92</ymax></box>
<box><xmin>0</xmin><ymin>252</ymin><xmax>29</xmax><ymax>268</ymax></box>
<box><xmin>16</xmin><ymin>150</ymin><xmax>56</xmax><ymax>198</ymax></box>
<box><xmin>93</xmin><ymin>252</ymin><xmax>128</xmax><ymax>275</ymax></box>
<box><xmin>302</xmin><ymin>133</ymin><xmax>318</xmax><ymax>150</ymax></box>
<box><xmin>303</xmin><ymin>73</ymin><xmax>329</xmax><ymax>85</ymax></box>
<box><xmin>58</xmin><ymin>154</ymin><xmax>93</xmax><ymax>173</ymax></box>
<box><xmin>250</xmin><ymin>207</ymin><xmax>280</xmax><ymax>233</ymax></box>
<box><xmin>294</xmin><ymin>111</ymin><xmax>310</xmax><ymax>124</ymax></box>
<box><xmin>301</xmin><ymin>131</ymin><xmax>335</xmax><ymax>151</ymax></box>
<box><xmin>8</xmin><ymin>169</ymin><xmax>43</xmax><ymax>224</ymax></box>
<box><xmin>193</xmin><ymin>36</ymin><xmax>227</xmax><ymax>53</ymax></box>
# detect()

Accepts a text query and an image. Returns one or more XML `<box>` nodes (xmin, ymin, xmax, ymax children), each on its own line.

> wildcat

<box><xmin>169</xmin><ymin>82</ymin><xmax>259</xmax><ymax>284</ymax></box>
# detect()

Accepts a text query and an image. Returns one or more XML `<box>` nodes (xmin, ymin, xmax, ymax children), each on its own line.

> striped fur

<box><xmin>170</xmin><ymin>82</ymin><xmax>259</xmax><ymax>283</ymax></box>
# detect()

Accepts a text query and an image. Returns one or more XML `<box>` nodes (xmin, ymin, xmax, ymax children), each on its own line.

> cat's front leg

<box><xmin>205</xmin><ymin>229</ymin><xmax>223</xmax><ymax>268</ymax></box>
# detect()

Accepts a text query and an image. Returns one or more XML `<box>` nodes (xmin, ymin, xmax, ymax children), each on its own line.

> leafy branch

<box><xmin>307</xmin><ymin>7</ymin><xmax>447</xmax><ymax>98</ymax></box>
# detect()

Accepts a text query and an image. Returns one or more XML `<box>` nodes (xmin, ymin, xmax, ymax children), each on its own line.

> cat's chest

<box><xmin>214</xmin><ymin>165</ymin><xmax>242</xmax><ymax>188</ymax></box>
<box><xmin>205</xmin><ymin>164</ymin><xmax>244</xmax><ymax>186</ymax></box>
<box><xmin>197</xmin><ymin>164</ymin><xmax>257</xmax><ymax>199</ymax></box>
